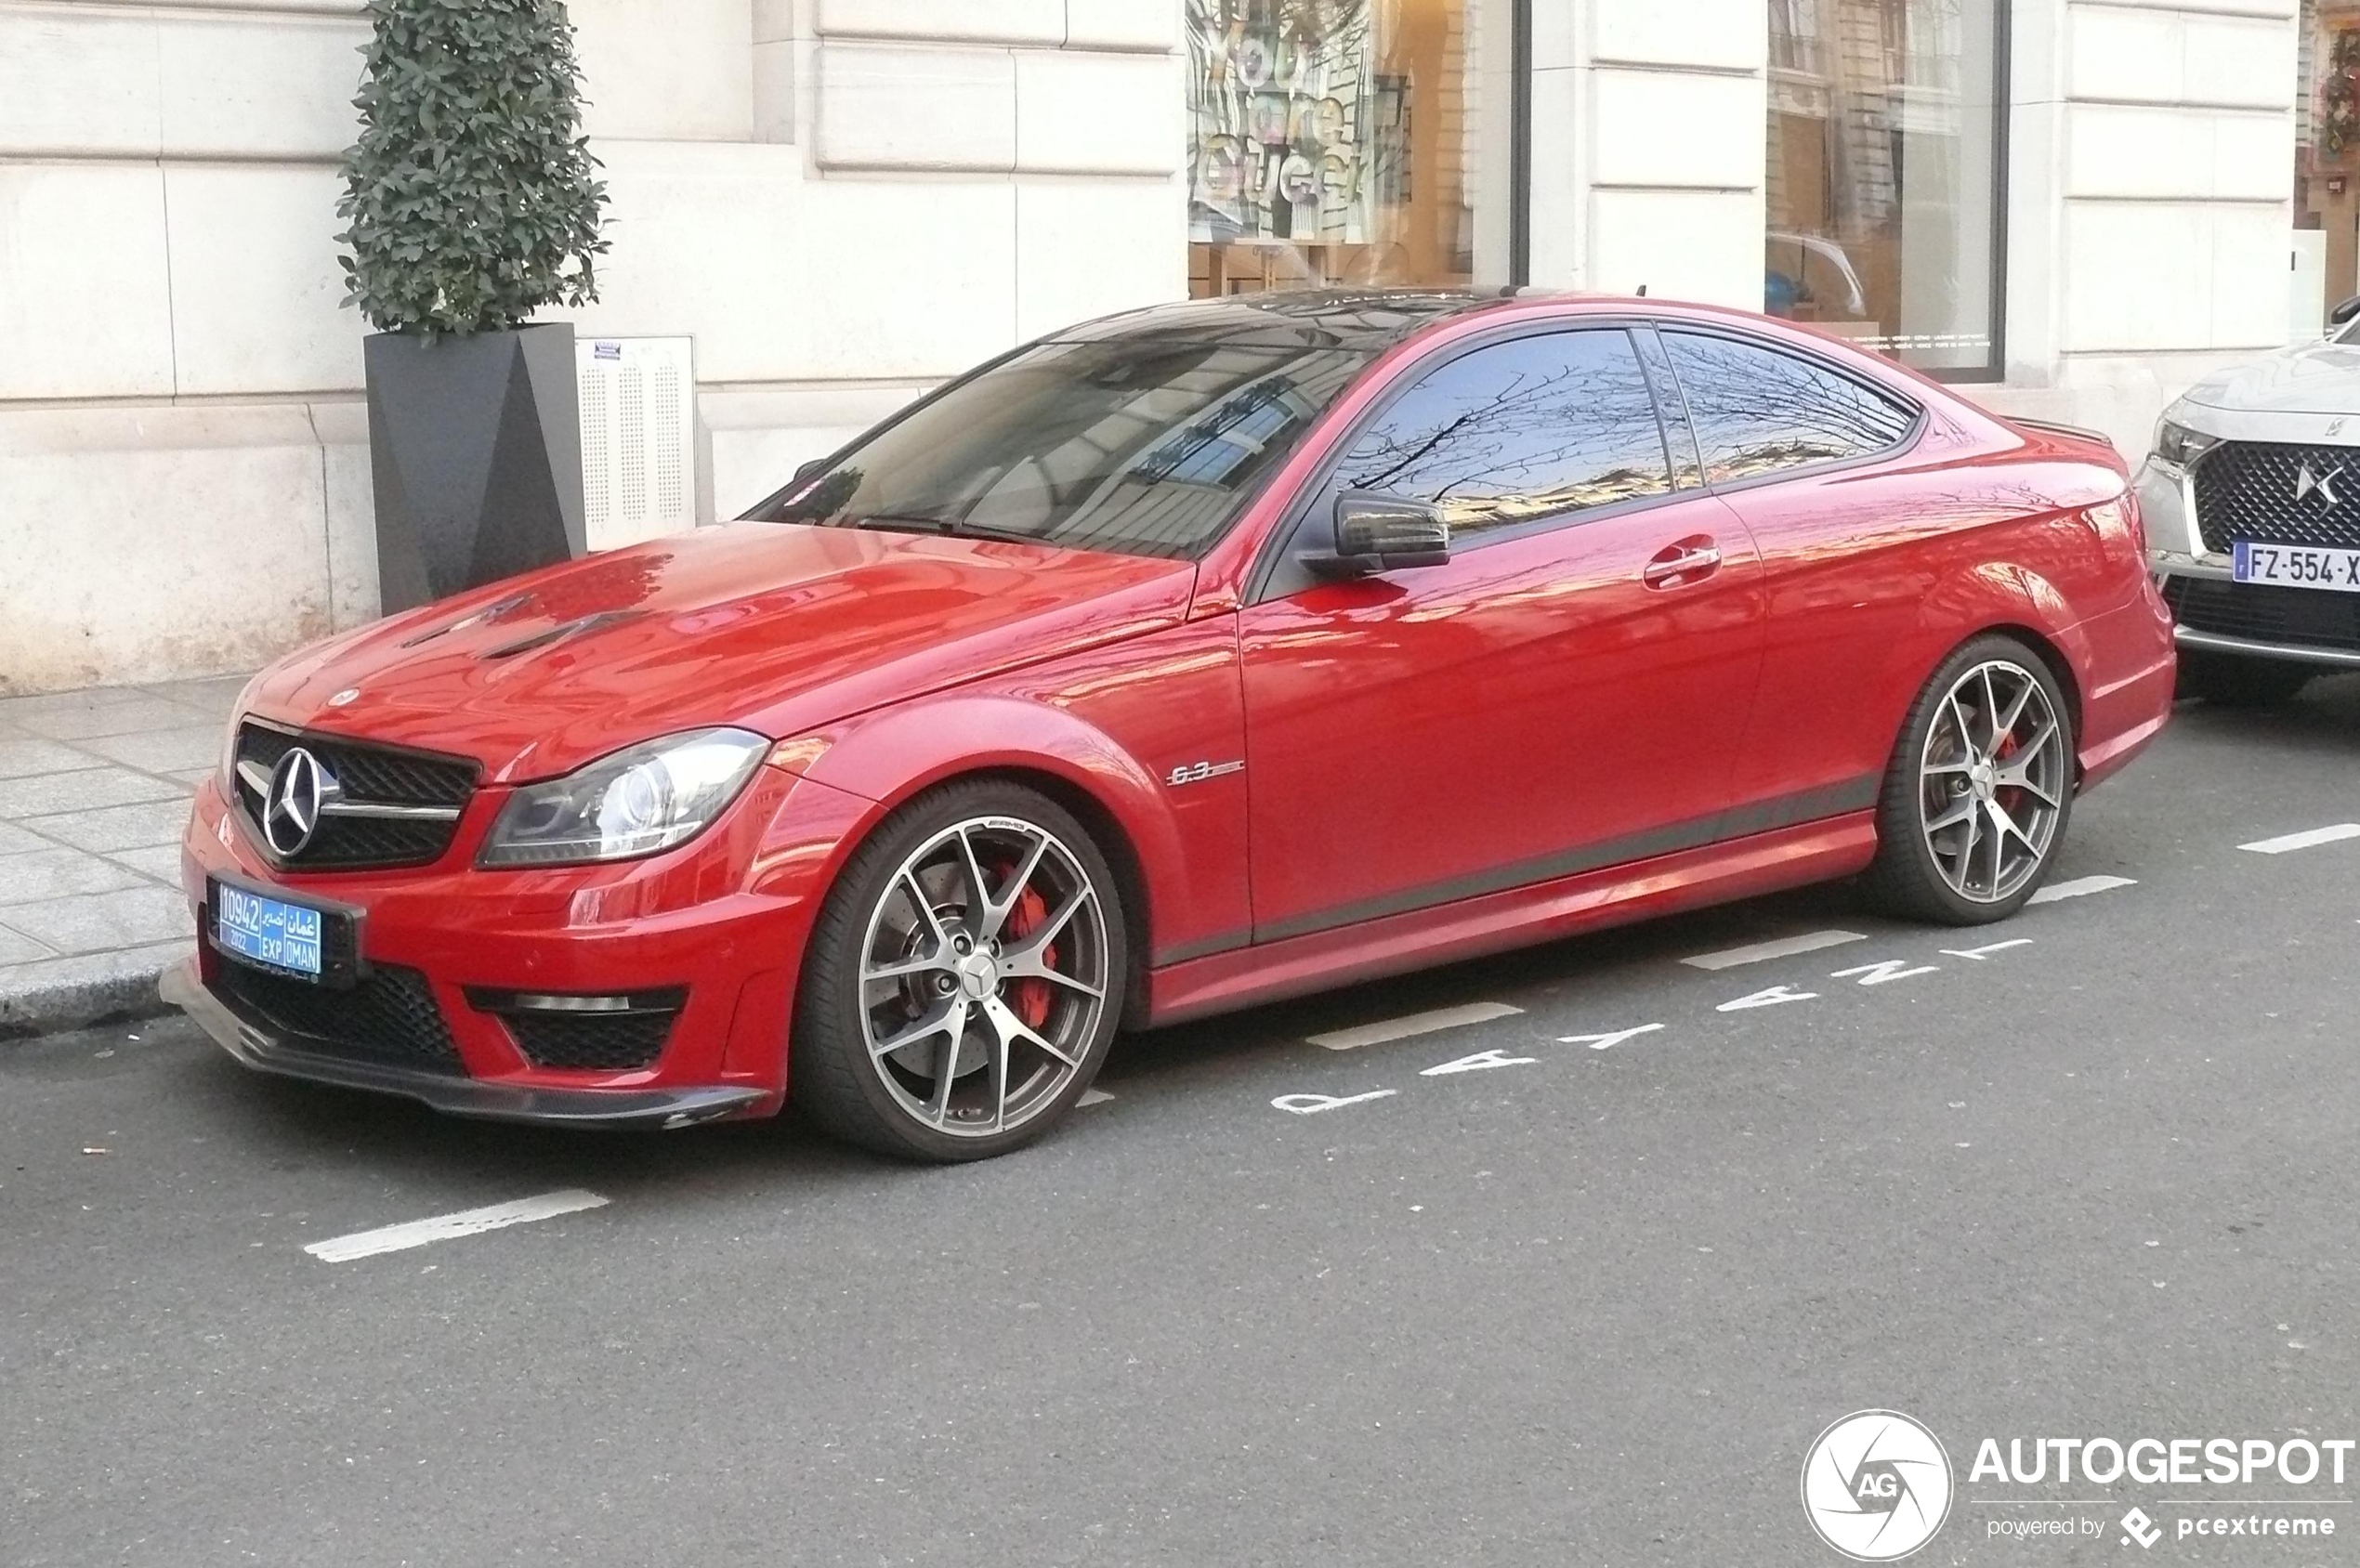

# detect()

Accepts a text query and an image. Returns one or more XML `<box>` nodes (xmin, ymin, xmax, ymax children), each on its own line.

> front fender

<box><xmin>780</xmin><ymin>656</ymin><xmax>1252</xmax><ymax>970</ymax></box>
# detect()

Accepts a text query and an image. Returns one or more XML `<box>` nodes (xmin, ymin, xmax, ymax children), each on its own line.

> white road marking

<box><xmin>1557</xmin><ymin>1023</ymin><xmax>1666</xmax><ymax>1052</ymax></box>
<box><xmin>1717</xmin><ymin>984</ymin><xmax>1817</xmax><ymax>1013</ymax></box>
<box><xmin>303</xmin><ymin>1190</ymin><xmax>610</xmax><ymax>1263</ymax></box>
<box><xmin>1270</xmin><ymin>1089</ymin><xmax>1397</xmax><ymax>1116</ymax></box>
<box><xmin>1942</xmin><ymin>938</ymin><xmax>2033</xmax><ymax>960</ymax></box>
<box><xmin>2028</xmin><ymin>874</ymin><xmax>2138</xmax><ymax>903</ymax></box>
<box><xmin>1420</xmin><ymin>1048</ymin><xmax>1538</xmax><ymax>1078</ymax></box>
<box><xmin>1832</xmin><ymin>959</ymin><xmax>1939</xmax><ymax>987</ymax></box>
<box><xmin>1076</xmin><ymin>1088</ymin><xmax>1114</xmax><ymax>1107</ymax></box>
<box><xmin>1307</xmin><ymin>1000</ymin><xmax>1523</xmax><ymax>1052</ymax></box>
<box><xmin>2238</xmin><ymin>824</ymin><xmax>2360</xmax><ymax>856</ymax></box>
<box><xmin>1680</xmin><ymin>930</ymin><xmax>1866</xmax><ymax>971</ymax></box>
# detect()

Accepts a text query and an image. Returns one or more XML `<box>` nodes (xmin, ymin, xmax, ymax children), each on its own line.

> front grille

<box><xmin>502</xmin><ymin>1007</ymin><xmax>680</xmax><ymax>1072</ymax></box>
<box><xmin>232</xmin><ymin>721</ymin><xmax>479</xmax><ymax>870</ymax></box>
<box><xmin>213</xmin><ymin>956</ymin><xmax>465</xmax><ymax>1076</ymax></box>
<box><xmin>2163</xmin><ymin>575</ymin><xmax>2360</xmax><ymax>652</ymax></box>
<box><xmin>2192</xmin><ymin>441</ymin><xmax>2360</xmax><ymax>552</ymax></box>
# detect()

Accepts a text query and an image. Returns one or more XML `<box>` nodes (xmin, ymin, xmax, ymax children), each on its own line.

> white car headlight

<box><xmin>2152</xmin><ymin>416</ymin><xmax>2218</xmax><ymax>468</ymax></box>
<box><xmin>478</xmin><ymin>727</ymin><xmax>770</xmax><ymax>868</ymax></box>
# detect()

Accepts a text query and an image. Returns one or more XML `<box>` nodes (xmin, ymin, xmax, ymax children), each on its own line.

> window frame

<box><xmin>1245</xmin><ymin>319</ymin><xmax>1696</xmax><ymax>605</ymax></box>
<box><xmin>1652</xmin><ymin>322</ymin><xmax>1929</xmax><ymax>499</ymax></box>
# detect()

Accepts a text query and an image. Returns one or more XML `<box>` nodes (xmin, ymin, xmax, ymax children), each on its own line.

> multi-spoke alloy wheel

<box><xmin>1868</xmin><ymin>637</ymin><xmax>2076</xmax><ymax>924</ymax></box>
<box><xmin>1918</xmin><ymin>660</ymin><xmax>2066</xmax><ymax>904</ymax></box>
<box><xmin>859</xmin><ymin>817</ymin><xmax>1108</xmax><ymax>1137</ymax></box>
<box><xmin>793</xmin><ymin>782</ymin><xmax>1126</xmax><ymax>1161</ymax></box>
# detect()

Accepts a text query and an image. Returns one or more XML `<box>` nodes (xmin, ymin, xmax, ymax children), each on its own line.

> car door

<box><xmin>1237</xmin><ymin>324</ymin><xmax>1769</xmax><ymax>943</ymax></box>
<box><xmin>1652</xmin><ymin>327</ymin><xmax>1933</xmax><ymax>822</ymax></box>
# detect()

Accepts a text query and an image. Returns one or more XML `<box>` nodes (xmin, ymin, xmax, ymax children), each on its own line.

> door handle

<box><xmin>1643</xmin><ymin>538</ymin><xmax>1723</xmax><ymax>587</ymax></box>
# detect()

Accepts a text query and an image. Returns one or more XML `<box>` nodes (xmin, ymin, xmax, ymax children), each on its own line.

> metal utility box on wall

<box><xmin>575</xmin><ymin>336</ymin><xmax>697</xmax><ymax>552</ymax></box>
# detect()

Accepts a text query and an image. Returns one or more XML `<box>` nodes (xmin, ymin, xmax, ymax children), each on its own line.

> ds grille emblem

<box><xmin>2295</xmin><ymin>460</ymin><xmax>2344</xmax><ymax>507</ymax></box>
<box><xmin>1165</xmin><ymin>759</ymin><xmax>1244</xmax><ymax>788</ymax></box>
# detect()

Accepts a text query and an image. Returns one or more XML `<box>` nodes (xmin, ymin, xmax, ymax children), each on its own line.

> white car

<box><xmin>2139</xmin><ymin>299</ymin><xmax>2360</xmax><ymax>703</ymax></box>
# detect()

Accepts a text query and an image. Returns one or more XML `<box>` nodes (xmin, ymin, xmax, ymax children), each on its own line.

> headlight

<box><xmin>478</xmin><ymin>727</ymin><xmax>770</xmax><ymax>868</ymax></box>
<box><xmin>2152</xmin><ymin>416</ymin><xmax>2218</xmax><ymax>468</ymax></box>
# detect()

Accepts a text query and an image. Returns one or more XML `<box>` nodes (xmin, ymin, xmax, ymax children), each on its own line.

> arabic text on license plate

<box><xmin>215</xmin><ymin>884</ymin><xmax>324</xmax><ymax>977</ymax></box>
<box><xmin>2231</xmin><ymin>541</ymin><xmax>2360</xmax><ymax>593</ymax></box>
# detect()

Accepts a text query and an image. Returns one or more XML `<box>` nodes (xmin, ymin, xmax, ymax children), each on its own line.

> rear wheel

<box><xmin>791</xmin><ymin>779</ymin><xmax>1126</xmax><ymax>1162</ymax></box>
<box><xmin>2175</xmin><ymin>649</ymin><xmax>2314</xmax><ymax>707</ymax></box>
<box><xmin>1865</xmin><ymin>636</ymin><xmax>2075</xmax><ymax>924</ymax></box>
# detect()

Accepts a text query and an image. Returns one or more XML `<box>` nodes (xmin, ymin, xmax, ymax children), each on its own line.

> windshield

<box><xmin>766</xmin><ymin>337</ymin><xmax>1370</xmax><ymax>560</ymax></box>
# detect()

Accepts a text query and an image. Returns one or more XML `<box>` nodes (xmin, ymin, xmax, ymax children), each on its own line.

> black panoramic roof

<box><xmin>1052</xmin><ymin>288</ymin><xmax>1529</xmax><ymax>352</ymax></box>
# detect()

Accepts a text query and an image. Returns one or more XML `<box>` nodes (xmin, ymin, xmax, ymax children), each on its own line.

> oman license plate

<box><xmin>2231</xmin><ymin>541</ymin><xmax>2360</xmax><ymax>592</ymax></box>
<box><xmin>211</xmin><ymin>882</ymin><xmax>325</xmax><ymax>978</ymax></box>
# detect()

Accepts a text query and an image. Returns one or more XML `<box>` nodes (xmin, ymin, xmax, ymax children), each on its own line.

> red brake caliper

<box><xmin>1001</xmin><ymin>880</ymin><xmax>1055</xmax><ymax>1029</ymax></box>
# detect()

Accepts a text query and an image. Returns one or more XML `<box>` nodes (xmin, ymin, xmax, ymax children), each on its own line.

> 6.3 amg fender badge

<box><xmin>1164</xmin><ymin>759</ymin><xmax>1244</xmax><ymax>788</ymax></box>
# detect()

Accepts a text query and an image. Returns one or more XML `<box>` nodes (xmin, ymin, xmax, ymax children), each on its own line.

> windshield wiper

<box><xmin>850</xmin><ymin>513</ymin><xmax>1051</xmax><ymax>548</ymax></box>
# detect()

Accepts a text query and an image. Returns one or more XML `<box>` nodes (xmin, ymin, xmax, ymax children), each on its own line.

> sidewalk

<box><xmin>0</xmin><ymin>674</ymin><xmax>249</xmax><ymax>1036</ymax></box>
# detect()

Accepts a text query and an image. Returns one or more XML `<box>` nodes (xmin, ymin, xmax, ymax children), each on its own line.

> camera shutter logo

<box><xmin>1801</xmin><ymin>1410</ymin><xmax>1953</xmax><ymax>1561</ymax></box>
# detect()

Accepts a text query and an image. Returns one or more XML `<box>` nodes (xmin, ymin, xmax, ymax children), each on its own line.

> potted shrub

<box><xmin>336</xmin><ymin>0</ymin><xmax>609</xmax><ymax>613</ymax></box>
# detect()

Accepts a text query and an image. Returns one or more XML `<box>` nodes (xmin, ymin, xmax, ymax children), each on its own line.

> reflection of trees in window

<box><xmin>1339</xmin><ymin>331</ymin><xmax>1673</xmax><ymax>535</ymax></box>
<box><xmin>1664</xmin><ymin>332</ymin><xmax>1912</xmax><ymax>484</ymax></box>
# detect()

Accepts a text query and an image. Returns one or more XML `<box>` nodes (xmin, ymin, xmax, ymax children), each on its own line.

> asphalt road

<box><xmin>7</xmin><ymin>683</ymin><xmax>2360</xmax><ymax>1567</ymax></box>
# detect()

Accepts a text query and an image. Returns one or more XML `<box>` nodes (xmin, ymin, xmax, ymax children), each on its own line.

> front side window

<box><xmin>1336</xmin><ymin>329</ymin><xmax>1673</xmax><ymax>538</ymax></box>
<box><xmin>1662</xmin><ymin>331</ymin><xmax>1916</xmax><ymax>484</ymax></box>
<box><xmin>1764</xmin><ymin>0</ymin><xmax>2004</xmax><ymax>377</ymax></box>
<box><xmin>772</xmin><ymin>338</ymin><xmax>1370</xmax><ymax>560</ymax></box>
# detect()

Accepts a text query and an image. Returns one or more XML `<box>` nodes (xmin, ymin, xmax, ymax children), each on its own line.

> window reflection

<box><xmin>1337</xmin><ymin>330</ymin><xmax>1673</xmax><ymax>535</ymax></box>
<box><xmin>1662</xmin><ymin>332</ymin><xmax>1916</xmax><ymax>484</ymax></box>
<box><xmin>1765</xmin><ymin>0</ymin><xmax>2002</xmax><ymax>375</ymax></box>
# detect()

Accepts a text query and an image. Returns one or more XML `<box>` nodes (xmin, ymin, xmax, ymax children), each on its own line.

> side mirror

<box><xmin>1311</xmin><ymin>490</ymin><xmax>1451</xmax><ymax>577</ymax></box>
<box><xmin>2331</xmin><ymin>295</ymin><xmax>2360</xmax><ymax>329</ymax></box>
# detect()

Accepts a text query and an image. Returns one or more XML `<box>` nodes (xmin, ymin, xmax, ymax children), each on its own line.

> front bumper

<box><xmin>167</xmin><ymin>761</ymin><xmax>880</xmax><ymax>1126</ymax></box>
<box><xmin>163</xmin><ymin>960</ymin><xmax>765</xmax><ymax>1128</ymax></box>
<box><xmin>2151</xmin><ymin>558</ymin><xmax>2360</xmax><ymax>668</ymax></box>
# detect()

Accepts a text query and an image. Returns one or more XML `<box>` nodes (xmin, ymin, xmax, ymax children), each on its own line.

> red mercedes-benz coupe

<box><xmin>166</xmin><ymin>291</ymin><xmax>2174</xmax><ymax>1160</ymax></box>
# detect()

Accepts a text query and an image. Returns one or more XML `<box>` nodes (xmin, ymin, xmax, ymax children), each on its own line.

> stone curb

<box><xmin>0</xmin><ymin>942</ymin><xmax>189</xmax><ymax>1040</ymax></box>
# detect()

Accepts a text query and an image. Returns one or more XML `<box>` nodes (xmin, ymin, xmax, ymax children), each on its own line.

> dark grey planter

<box><xmin>363</xmin><ymin>322</ymin><xmax>585</xmax><ymax>614</ymax></box>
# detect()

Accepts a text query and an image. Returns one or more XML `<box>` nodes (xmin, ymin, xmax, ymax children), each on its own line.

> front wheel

<box><xmin>1865</xmin><ymin>636</ymin><xmax>2076</xmax><ymax>924</ymax></box>
<box><xmin>791</xmin><ymin>779</ymin><xmax>1127</xmax><ymax>1162</ymax></box>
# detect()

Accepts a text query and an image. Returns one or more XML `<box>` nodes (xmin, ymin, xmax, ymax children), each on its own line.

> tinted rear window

<box><xmin>1662</xmin><ymin>331</ymin><xmax>1916</xmax><ymax>484</ymax></box>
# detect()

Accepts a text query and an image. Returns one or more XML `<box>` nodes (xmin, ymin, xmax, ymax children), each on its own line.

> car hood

<box><xmin>2181</xmin><ymin>338</ymin><xmax>2360</xmax><ymax>416</ymax></box>
<box><xmin>245</xmin><ymin>523</ymin><xmax>1198</xmax><ymax>782</ymax></box>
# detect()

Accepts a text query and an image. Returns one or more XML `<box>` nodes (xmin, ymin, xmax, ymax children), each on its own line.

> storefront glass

<box><xmin>1185</xmin><ymin>0</ymin><xmax>1512</xmax><ymax>295</ymax></box>
<box><xmin>1764</xmin><ymin>0</ymin><xmax>2005</xmax><ymax>377</ymax></box>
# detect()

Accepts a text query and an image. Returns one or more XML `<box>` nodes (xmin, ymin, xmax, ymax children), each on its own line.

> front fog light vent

<box><xmin>467</xmin><ymin>987</ymin><xmax>686</xmax><ymax>1072</ymax></box>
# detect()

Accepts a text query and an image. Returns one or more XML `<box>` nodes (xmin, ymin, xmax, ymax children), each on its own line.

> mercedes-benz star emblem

<box><xmin>262</xmin><ymin>747</ymin><xmax>338</xmax><ymax>856</ymax></box>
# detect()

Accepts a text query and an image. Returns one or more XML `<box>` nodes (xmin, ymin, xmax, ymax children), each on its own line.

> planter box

<box><xmin>362</xmin><ymin>323</ymin><xmax>586</xmax><ymax>614</ymax></box>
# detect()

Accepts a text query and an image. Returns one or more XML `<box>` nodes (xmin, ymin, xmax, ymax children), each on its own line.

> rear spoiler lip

<box><xmin>2008</xmin><ymin>414</ymin><xmax>2119</xmax><ymax>451</ymax></box>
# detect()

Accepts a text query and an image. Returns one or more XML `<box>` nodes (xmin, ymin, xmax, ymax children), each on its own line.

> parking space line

<box><xmin>1307</xmin><ymin>1000</ymin><xmax>1524</xmax><ymax>1052</ymax></box>
<box><xmin>303</xmin><ymin>1190</ymin><xmax>610</xmax><ymax>1263</ymax></box>
<box><xmin>1680</xmin><ymin>930</ymin><xmax>1866</xmax><ymax>971</ymax></box>
<box><xmin>2028</xmin><ymin>874</ymin><xmax>2137</xmax><ymax>904</ymax></box>
<box><xmin>2238</xmin><ymin>824</ymin><xmax>2360</xmax><ymax>855</ymax></box>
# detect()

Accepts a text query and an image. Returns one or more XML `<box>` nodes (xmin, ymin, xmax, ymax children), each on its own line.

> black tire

<box><xmin>2175</xmin><ymin>649</ymin><xmax>2314</xmax><ymax>707</ymax></box>
<box><xmin>791</xmin><ymin>777</ymin><xmax>1128</xmax><ymax>1163</ymax></box>
<box><xmin>1863</xmin><ymin>634</ymin><xmax>2077</xmax><ymax>925</ymax></box>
